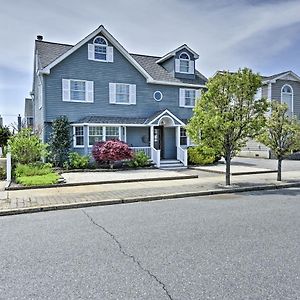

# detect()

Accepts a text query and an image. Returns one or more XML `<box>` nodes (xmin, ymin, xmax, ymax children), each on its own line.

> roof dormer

<box><xmin>156</xmin><ymin>44</ymin><xmax>199</xmax><ymax>79</ymax></box>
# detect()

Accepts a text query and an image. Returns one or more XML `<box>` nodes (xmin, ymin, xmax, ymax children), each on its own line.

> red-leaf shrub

<box><xmin>92</xmin><ymin>140</ymin><xmax>133</xmax><ymax>165</ymax></box>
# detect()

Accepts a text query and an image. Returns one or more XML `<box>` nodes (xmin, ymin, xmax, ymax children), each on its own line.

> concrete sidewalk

<box><xmin>1</xmin><ymin>169</ymin><xmax>300</xmax><ymax>216</ymax></box>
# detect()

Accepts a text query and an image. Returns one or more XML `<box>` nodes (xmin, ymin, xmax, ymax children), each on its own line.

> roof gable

<box><xmin>36</xmin><ymin>26</ymin><xmax>206</xmax><ymax>87</ymax></box>
<box><xmin>156</xmin><ymin>44</ymin><xmax>199</xmax><ymax>64</ymax></box>
<box><xmin>262</xmin><ymin>71</ymin><xmax>300</xmax><ymax>83</ymax></box>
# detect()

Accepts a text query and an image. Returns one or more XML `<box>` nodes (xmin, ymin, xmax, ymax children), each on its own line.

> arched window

<box><xmin>281</xmin><ymin>84</ymin><xmax>293</xmax><ymax>116</ymax></box>
<box><xmin>179</xmin><ymin>52</ymin><xmax>190</xmax><ymax>73</ymax></box>
<box><xmin>93</xmin><ymin>36</ymin><xmax>108</xmax><ymax>61</ymax></box>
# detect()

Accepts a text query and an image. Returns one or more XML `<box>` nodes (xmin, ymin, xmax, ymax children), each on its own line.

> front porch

<box><xmin>72</xmin><ymin>110</ymin><xmax>190</xmax><ymax>168</ymax></box>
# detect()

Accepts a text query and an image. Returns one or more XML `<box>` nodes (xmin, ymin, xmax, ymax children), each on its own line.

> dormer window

<box><xmin>179</xmin><ymin>52</ymin><xmax>190</xmax><ymax>73</ymax></box>
<box><xmin>88</xmin><ymin>36</ymin><xmax>113</xmax><ymax>62</ymax></box>
<box><xmin>175</xmin><ymin>52</ymin><xmax>194</xmax><ymax>74</ymax></box>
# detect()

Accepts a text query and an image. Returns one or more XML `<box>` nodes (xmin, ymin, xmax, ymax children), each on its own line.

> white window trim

<box><xmin>281</xmin><ymin>84</ymin><xmax>294</xmax><ymax>114</ymax></box>
<box><xmin>153</xmin><ymin>91</ymin><xmax>163</xmax><ymax>102</ymax></box>
<box><xmin>179</xmin><ymin>88</ymin><xmax>200</xmax><ymax>108</ymax></box>
<box><xmin>62</xmin><ymin>79</ymin><xmax>94</xmax><ymax>103</ymax></box>
<box><xmin>88</xmin><ymin>35</ymin><xmax>113</xmax><ymax>63</ymax></box>
<box><xmin>179</xmin><ymin>52</ymin><xmax>191</xmax><ymax>74</ymax></box>
<box><xmin>73</xmin><ymin>126</ymin><xmax>85</xmax><ymax>148</ymax></box>
<box><xmin>109</xmin><ymin>83</ymin><xmax>136</xmax><ymax>105</ymax></box>
<box><xmin>87</xmin><ymin>126</ymin><xmax>121</xmax><ymax>147</ymax></box>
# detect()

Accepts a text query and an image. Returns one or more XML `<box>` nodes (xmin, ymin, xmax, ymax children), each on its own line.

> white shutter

<box><xmin>129</xmin><ymin>84</ymin><xmax>136</xmax><ymax>105</ymax></box>
<box><xmin>175</xmin><ymin>59</ymin><xmax>180</xmax><ymax>73</ymax></box>
<box><xmin>88</xmin><ymin>44</ymin><xmax>94</xmax><ymax>60</ymax></box>
<box><xmin>86</xmin><ymin>81</ymin><xmax>94</xmax><ymax>102</ymax></box>
<box><xmin>179</xmin><ymin>88</ymin><xmax>186</xmax><ymax>107</ymax></box>
<box><xmin>189</xmin><ymin>61</ymin><xmax>195</xmax><ymax>74</ymax></box>
<box><xmin>62</xmin><ymin>79</ymin><xmax>70</xmax><ymax>101</ymax></box>
<box><xmin>107</xmin><ymin>46</ymin><xmax>114</xmax><ymax>62</ymax></box>
<box><xmin>109</xmin><ymin>83</ymin><xmax>116</xmax><ymax>104</ymax></box>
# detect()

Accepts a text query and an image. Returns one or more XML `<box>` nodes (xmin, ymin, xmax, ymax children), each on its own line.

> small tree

<box><xmin>187</xmin><ymin>68</ymin><xmax>269</xmax><ymax>185</ymax></box>
<box><xmin>92</xmin><ymin>140</ymin><xmax>133</xmax><ymax>168</ymax></box>
<box><xmin>8</xmin><ymin>129</ymin><xmax>47</xmax><ymax>164</ymax></box>
<box><xmin>0</xmin><ymin>125</ymin><xmax>11</xmax><ymax>148</ymax></box>
<box><xmin>257</xmin><ymin>101</ymin><xmax>300</xmax><ymax>181</ymax></box>
<box><xmin>48</xmin><ymin>116</ymin><xmax>72</xmax><ymax>167</ymax></box>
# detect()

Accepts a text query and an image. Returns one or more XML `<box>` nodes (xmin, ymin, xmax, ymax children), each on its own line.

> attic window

<box><xmin>179</xmin><ymin>53</ymin><xmax>190</xmax><ymax>73</ymax></box>
<box><xmin>88</xmin><ymin>36</ymin><xmax>113</xmax><ymax>62</ymax></box>
<box><xmin>175</xmin><ymin>52</ymin><xmax>194</xmax><ymax>74</ymax></box>
<box><xmin>94</xmin><ymin>36</ymin><xmax>107</xmax><ymax>60</ymax></box>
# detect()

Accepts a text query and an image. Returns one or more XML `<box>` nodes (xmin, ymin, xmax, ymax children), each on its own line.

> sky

<box><xmin>1</xmin><ymin>0</ymin><xmax>300</xmax><ymax>126</ymax></box>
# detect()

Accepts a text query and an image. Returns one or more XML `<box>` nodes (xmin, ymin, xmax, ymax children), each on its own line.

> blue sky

<box><xmin>1</xmin><ymin>0</ymin><xmax>300</xmax><ymax>126</ymax></box>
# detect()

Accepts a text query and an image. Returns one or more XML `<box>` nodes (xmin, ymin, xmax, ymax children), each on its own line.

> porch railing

<box><xmin>131</xmin><ymin>147</ymin><xmax>151</xmax><ymax>158</ymax></box>
<box><xmin>177</xmin><ymin>146</ymin><xmax>188</xmax><ymax>166</ymax></box>
<box><xmin>151</xmin><ymin>147</ymin><xmax>160</xmax><ymax>168</ymax></box>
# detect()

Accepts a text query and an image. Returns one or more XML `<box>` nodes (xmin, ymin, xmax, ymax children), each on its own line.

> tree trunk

<box><xmin>277</xmin><ymin>158</ymin><xmax>282</xmax><ymax>181</ymax></box>
<box><xmin>225</xmin><ymin>153</ymin><xmax>231</xmax><ymax>186</ymax></box>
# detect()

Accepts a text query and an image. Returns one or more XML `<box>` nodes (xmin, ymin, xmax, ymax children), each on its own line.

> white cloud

<box><xmin>0</xmin><ymin>0</ymin><xmax>300</xmax><ymax>125</ymax></box>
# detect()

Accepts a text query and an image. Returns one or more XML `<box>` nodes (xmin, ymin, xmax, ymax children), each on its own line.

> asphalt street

<box><xmin>1</xmin><ymin>189</ymin><xmax>300</xmax><ymax>299</ymax></box>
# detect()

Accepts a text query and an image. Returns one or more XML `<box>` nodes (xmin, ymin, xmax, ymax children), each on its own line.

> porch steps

<box><xmin>159</xmin><ymin>159</ymin><xmax>187</xmax><ymax>170</ymax></box>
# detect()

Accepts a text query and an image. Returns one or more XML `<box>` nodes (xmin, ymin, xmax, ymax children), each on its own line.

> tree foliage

<box><xmin>92</xmin><ymin>140</ymin><xmax>133</xmax><ymax>168</ymax></box>
<box><xmin>0</xmin><ymin>125</ymin><xmax>11</xmax><ymax>148</ymax></box>
<box><xmin>257</xmin><ymin>101</ymin><xmax>300</xmax><ymax>181</ymax></box>
<box><xmin>187</xmin><ymin>68</ymin><xmax>269</xmax><ymax>185</ymax></box>
<box><xmin>48</xmin><ymin>116</ymin><xmax>72</xmax><ymax>167</ymax></box>
<box><xmin>8</xmin><ymin>129</ymin><xmax>47</xmax><ymax>164</ymax></box>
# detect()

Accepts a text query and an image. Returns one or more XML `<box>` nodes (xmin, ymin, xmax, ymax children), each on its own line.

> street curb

<box><xmin>189</xmin><ymin>167</ymin><xmax>278</xmax><ymax>176</ymax></box>
<box><xmin>5</xmin><ymin>175</ymin><xmax>198</xmax><ymax>191</ymax></box>
<box><xmin>1</xmin><ymin>181</ymin><xmax>300</xmax><ymax>217</ymax></box>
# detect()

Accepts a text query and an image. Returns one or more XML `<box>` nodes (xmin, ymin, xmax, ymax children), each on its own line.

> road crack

<box><xmin>82</xmin><ymin>209</ymin><xmax>173</xmax><ymax>300</ymax></box>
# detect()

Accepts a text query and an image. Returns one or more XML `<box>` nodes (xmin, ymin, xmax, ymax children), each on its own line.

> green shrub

<box><xmin>64</xmin><ymin>152</ymin><xmax>90</xmax><ymax>169</ymax></box>
<box><xmin>0</xmin><ymin>166</ymin><xmax>5</xmax><ymax>180</ymax></box>
<box><xmin>48</xmin><ymin>116</ymin><xmax>72</xmax><ymax>167</ymax></box>
<box><xmin>16</xmin><ymin>173</ymin><xmax>59</xmax><ymax>186</ymax></box>
<box><xmin>188</xmin><ymin>146</ymin><xmax>216</xmax><ymax>165</ymax></box>
<box><xmin>8</xmin><ymin>129</ymin><xmax>47</xmax><ymax>164</ymax></box>
<box><xmin>128</xmin><ymin>151</ymin><xmax>150</xmax><ymax>168</ymax></box>
<box><xmin>15</xmin><ymin>163</ymin><xmax>53</xmax><ymax>177</ymax></box>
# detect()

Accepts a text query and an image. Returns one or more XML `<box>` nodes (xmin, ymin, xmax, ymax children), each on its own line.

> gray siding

<box><xmin>262</xmin><ymin>85</ymin><xmax>268</xmax><ymax>99</ymax></box>
<box><xmin>271</xmin><ymin>79</ymin><xmax>300</xmax><ymax>118</ymax></box>
<box><xmin>161</xmin><ymin>57</ymin><xmax>174</xmax><ymax>75</ymax></box>
<box><xmin>44</xmin><ymin>39</ymin><xmax>196</xmax><ymax>125</ymax></box>
<box><xmin>126</xmin><ymin>127</ymin><xmax>149</xmax><ymax>147</ymax></box>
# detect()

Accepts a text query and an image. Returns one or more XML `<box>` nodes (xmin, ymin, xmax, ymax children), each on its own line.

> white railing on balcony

<box><xmin>131</xmin><ymin>147</ymin><xmax>151</xmax><ymax>158</ymax></box>
<box><xmin>151</xmin><ymin>147</ymin><xmax>160</xmax><ymax>168</ymax></box>
<box><xmin>177</xmin><ymin>146</ymin><xmax>188</xmax><ymax>166</ymax></box>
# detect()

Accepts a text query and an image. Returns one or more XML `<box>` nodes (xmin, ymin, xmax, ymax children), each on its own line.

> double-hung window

<box><xmin>88</xmin><ymin>36</ymin><xmax>113</xmax><ymax>62</ymax></box>
<box><xmin>106</xmin><ymin>127</ymin><xmax>120</xmax><ymax>140</ymax></box>
<box><xmin>74</xmin><ymin>126</ymin><xmax>84</xmax><ymax>147</ymax></box>
<box><xmin>89</xmin><ymin>126</ymin><xmax>103</xmax><ymax>146</ymax></box>
<box><xmin>281</xmin><ymin>84</ymin><xmax>293</xmax><ymax>116</ymax></box>
<box><xmin>62</xmin><ymin>79</ymin><xmax>94</xmax><ymax>102</ymax></box>
<box><xmin>179</xmin><ymin>88</ymin><xmax>200</xmax><ymax>108</ymax></box>
<box><xmin>109</xmin><ymin>83</ymin><xmax>136</xmax><ymax>105</ymax></box>
<box><xmin>175</xmin><ymin>52</ymin><xmax>194</xmax><ymax>74</ymax></box>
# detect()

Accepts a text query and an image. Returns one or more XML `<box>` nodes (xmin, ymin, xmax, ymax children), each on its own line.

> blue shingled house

<box><xmin>28</xmin><ymin>25</ymin><xmax>207</xmax><ymax>168</ymax></box>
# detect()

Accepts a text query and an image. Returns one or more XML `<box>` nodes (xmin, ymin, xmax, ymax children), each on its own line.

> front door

<box><xmin>154</xmin><ymin>126</ymin><xmax>164</xmax><ymax>158</ymax></box>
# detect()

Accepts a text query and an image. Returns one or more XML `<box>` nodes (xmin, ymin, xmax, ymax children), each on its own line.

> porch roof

<box><xmin>74</xmin><ymin>110</ymin><xmax>187</xmax><ymax>126</ymax></box>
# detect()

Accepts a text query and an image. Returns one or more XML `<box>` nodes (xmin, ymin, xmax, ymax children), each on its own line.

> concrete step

<box><xmin>160</xmin><ymin>160</ymin><xmax>187</xmax><ymax>169</ymax></box>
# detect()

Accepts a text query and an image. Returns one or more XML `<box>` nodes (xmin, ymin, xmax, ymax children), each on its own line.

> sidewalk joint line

<box><xmin>82</xmin><ymin>209</ymin><xmax>173</xmax><ymax>300</ymax></box>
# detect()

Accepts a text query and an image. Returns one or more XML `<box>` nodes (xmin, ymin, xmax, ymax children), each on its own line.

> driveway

<box><xmin>1</xmin><ymin>189</ymin><xmax>299</xmax><ymax>299</ymax></box>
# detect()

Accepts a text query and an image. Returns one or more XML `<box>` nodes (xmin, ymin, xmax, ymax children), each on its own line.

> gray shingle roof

<box><xmin>75</xmin><ymin>116</ymin><xmax>147</xmax><ymax>125</ymax></box>
<box><xmin>35</xmin><ymin>40</ymin><xmax>207</xmax><ymax>85</ymax></box>
<box><xmin>36</xmin><ymin>40</ymin><xmax>72</xmax><ymax>68</ymax></box>
<box><xmin>262</xmin><ymin>71</ymin><xmax>291</xmax><ymax>81</ymax></box>
<box><xmin>130</xmin><ymin>53</ymin><xmax>207</xmax><ymax>85</ymax></box>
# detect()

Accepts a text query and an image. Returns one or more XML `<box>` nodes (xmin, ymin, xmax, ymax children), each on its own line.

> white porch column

<box><xmin>176</xmin><ymin>126</ymin><xmax>181</xmax><ymax>147</ymax></box>
<box><xmin>150</xmin><ymin>126</ymin><xmax>154</xmax><ymax>148</ymax></box>
<box><xmin>6</xmin><ymin>152</ymin><xmax>11</xmax><ymax>182</ymax></box>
